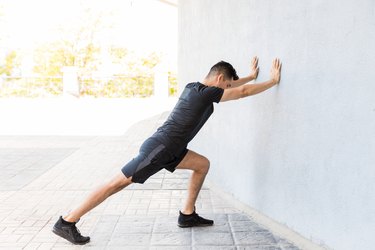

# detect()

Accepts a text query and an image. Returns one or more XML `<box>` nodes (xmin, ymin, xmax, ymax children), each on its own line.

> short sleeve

<box><xmin>201</xmin><ymin>86</ymin><xmax>224</xmax><ymax>103</ymax></box>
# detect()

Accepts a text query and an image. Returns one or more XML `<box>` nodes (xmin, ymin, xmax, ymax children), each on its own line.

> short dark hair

<box><xmin>207</xmin><ymin>61</ymin><xmax>239</xmax><ymax>81</ymax></box>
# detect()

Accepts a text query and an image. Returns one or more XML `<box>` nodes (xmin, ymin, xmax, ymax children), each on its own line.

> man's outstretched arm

<box><xmin>220</xmin><ymin>58</ymin><xmax>281</xmax><ymax>102</ymax></box>
<box><xmin>229</xmin><ymin>57</ymin><xmax>259</xmax><ymax>88</ymax></box>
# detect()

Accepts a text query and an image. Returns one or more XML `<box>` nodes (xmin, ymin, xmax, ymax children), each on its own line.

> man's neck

<box><xmin>202</xmin><ymin>78</ymin><xmax>217</xmax><ymax>87</ymax></box>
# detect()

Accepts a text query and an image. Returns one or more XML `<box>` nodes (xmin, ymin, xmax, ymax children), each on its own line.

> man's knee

<box><xmin>108</xmin><ymin>173</ymin><xmax>132</xmax><ymax>192</ymax></box>
<box><xmin>197</xmin><ymin>156</ymin><xmax>210</xmax><ymax>175</ymax></box>
<box><xmin>176</xmin><ymin>150</ymin><xmax>210</xmax><ymax>174</ymax></box>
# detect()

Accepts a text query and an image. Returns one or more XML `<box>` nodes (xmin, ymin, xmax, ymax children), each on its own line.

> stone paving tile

<box><xmin>233</xmin><ymin>231</ymin><xmax>277</xmax><ymax>246</ymax></box>
<box><xmin>193</xmin><ymin>232</ymin><xmax>234</xmax><ymax>246</ymax></box>
<box><xmin>108</xmin><ymin>233</ymin><xmax>151</xmax><ymax>246</ymax></box>
<box><xmin>194</xmin><ymin>246</ymin><xmax>236</xmax><ymax>250</ymax></box>
<box><xmin>230</xmin><ymin>220</ymin><xmax>269</xmax><ymax>233</ymax></box>
<box><xmin>153</xmin><ymin>217</ymin><xmax>191</xmax><ymax>234</ymax></box>
<box><xmin>151</xmin><ymin>232</ymin><xmax>192</xmax><ymax>246</ymax></box>
<box><xmin>0</xmin><ymin>148</ymin><xmax>77</xmax><ymax>191</ymax></box>
<box><xmin>150</xmin><ymin>247</ymin><xmax>191</xmax><ymax>250</ymax></box>
<box><xmin>0</xmin><ymin>113</ymin><xmax>302</xmax><ymax>249</ymax></box>
<box><xmin>192</xmin><ymin>219</ymin><xmax>230</xmax><ymax>233</ymax></box>
<box><xmin>237</xmin><ymin>246</ymin><xmax>282</xmax><ymax>250</ymax></box>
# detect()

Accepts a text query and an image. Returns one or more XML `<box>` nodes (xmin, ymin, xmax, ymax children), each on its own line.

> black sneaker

<box><xmin>52</xmin><ymin>216</ymin><xmax>90</xmax><ymax>245</ymax></box>
<box><xmin>178</xmin><ymin>211</ymin><xmax>214</xmax><ymax>228</ymax></box>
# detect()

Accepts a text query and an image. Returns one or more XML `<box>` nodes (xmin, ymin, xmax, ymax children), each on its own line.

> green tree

<box><xmin>33</xmin><ymin>40</ymin><xmax>99</xmax><ymax>77</ymax></box>
<box><xmin>0</xmin><ymin>50</ymin><xmax>20</xmax><ymax>76</ymax></box>
<box><xmin>30</xmin><ymin>2</ymin><xmax>173</xmax><ymax>98</ymax></box>
<box><xmin>33</xmin><ymin>3</ymin><xmax>108</xmax><ymax>77</ymax></box>
<box><xmin>79</xmin><ymin>47</ymin><xmax>162</xmax><ymax>97</ymax></box>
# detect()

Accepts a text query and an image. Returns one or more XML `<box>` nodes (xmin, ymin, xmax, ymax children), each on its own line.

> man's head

<box><xmin>204</xmin><ymin>61</ymin><xmax>239</xmax><ymax>89</ymax></box>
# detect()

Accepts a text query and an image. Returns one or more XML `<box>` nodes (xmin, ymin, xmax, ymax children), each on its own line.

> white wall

<box><xmin>178</xmin><ymin>1</ymin><xmax>375</xmax><ymax>249</ymax></box>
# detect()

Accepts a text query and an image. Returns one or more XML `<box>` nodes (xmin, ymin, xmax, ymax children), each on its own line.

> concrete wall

<box><xmin>178</xmin><ymin>1</ymin><xmax>375</xmax><ymax>249</ymax></box>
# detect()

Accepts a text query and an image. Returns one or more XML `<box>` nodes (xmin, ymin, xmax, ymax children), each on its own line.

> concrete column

<box><xmin>62</xmin><ymin>66</ymin><xmax>79</xmax><ymax>98</ymax></box>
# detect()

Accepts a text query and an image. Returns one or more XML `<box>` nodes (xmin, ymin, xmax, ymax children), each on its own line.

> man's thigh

<box><xmin>176</xmin><ymin>150</ymin><xmax>209</xmax><ymax>171</ymax></box>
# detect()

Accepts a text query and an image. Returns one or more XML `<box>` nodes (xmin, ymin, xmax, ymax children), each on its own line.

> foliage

<box><xmin>80</xmin><ymin>75</ymin><xmax>154</xmax><ymax>98</ymax></box>
<box><xmin>79</xmin><ymin>47</ymin><xmax>163</xmax><ymax>97</ymax></box>
<box><xmin>0</xmin><ymin>77</ymin><xmax>62</xmax><ymax>97</ymax></box>
<box><xmin>33</xmin><ymin>41</ymin><xmax>100</xmax><ymax>77</ymax></box>
<box><xmin>0</xmin><ymin>51</ymin><xmax>20</xmax><ymax>76</ymax></box>
<box><xmin>0</xmin><ymin>2</ymin><xmax>177</xmax><ymax>98</ymax></box>
<box><xmin>169</xmin><ymin>71</ymin><xmax>178</xmax><ymax>96</ymax></box>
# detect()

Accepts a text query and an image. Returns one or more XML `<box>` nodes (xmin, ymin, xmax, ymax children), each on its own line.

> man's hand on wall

<box><xmin>270</xmin><ymin>58</ymin><xmax>282</xmax><ymax>85</ymax></box>
<box><xmin>250</xmin><ymin>56</ymin><xmax>259</xmax><ymax>80</ymax></box>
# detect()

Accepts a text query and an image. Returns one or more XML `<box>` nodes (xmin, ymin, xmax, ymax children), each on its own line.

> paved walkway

<box><xmin>0</xmin><ymin>112</ymin><xmax>300</xmax><ymax>250</ymax></box>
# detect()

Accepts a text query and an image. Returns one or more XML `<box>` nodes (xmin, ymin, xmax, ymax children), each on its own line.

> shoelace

<box><xmin>71</xmin><ymin>224</ymin><xmax>83</xmax><ymax>238</ymax></box>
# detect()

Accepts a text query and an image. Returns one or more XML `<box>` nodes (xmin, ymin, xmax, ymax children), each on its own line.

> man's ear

<box><xmin>216</xmin><ymin>73</ymin><xmax>225</xmax><ymax>83</ymax></box>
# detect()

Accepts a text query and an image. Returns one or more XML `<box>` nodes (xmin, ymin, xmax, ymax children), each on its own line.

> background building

<box><xmin>178</xmin><ymin>1</ymin><xmax>375</xmax><ymax>249</ymax></box>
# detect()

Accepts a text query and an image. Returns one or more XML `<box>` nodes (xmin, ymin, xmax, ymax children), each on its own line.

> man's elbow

<box><xmin>239</xmin><ymin>86</ymin><xmax>252</xmax><ymax>98</ymax></box>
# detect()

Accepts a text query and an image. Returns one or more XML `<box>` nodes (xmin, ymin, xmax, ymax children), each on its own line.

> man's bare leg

<box><xmin>176</xmin><ymin>150</ymin><xmax>210</xmax><ymax>214</ymax></box>
<box><xmin>65</xmin><ymin>173</ymin><xmax>133</xmax><ymax>222</ymax></box>
<box><xmin>53</xmin><ymin>172</ymin><xmax>133</xmax><ymax>244</ymax></box>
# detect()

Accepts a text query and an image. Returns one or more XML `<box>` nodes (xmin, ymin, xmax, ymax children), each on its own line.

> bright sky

<box><xmin>0</xmin><ymin>0</ymin><xmax>177</xmax><ymax>67</ymax></box>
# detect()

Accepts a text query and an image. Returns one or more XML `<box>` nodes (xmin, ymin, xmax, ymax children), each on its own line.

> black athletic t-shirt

<box><xmin>150</xmin><ymin>82</ymin><xmax>224</xmax><ymax>155</ymax></box>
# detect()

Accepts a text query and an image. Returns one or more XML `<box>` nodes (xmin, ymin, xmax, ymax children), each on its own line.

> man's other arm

<box><xmin>229</xmin><ymin>57</ymin><xmax>259</xmax><ymax>88</ymax></box>
<box><xmin>221</xmin><ymin>58</ymin><xmax>281</xmax><ymax>102</ymax></box>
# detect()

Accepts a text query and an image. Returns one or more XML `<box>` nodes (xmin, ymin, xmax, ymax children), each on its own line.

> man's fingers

<box><xmin>252</xmin><ymin>56</ymin><xmax>258</xmax><ymax>69</ymax></box>
<box><xmin>276</xmin><ymin>58</ymin><xmax>281</xmax><ymax>70</ymax></box>
<box><xmin>267</xmin><ymin>58</ymin><xmax>282</xmax><ymax>84</ymax></box>
<box><xmin>272</xmin><ymin>58</ymin><xmax>281</xmax><ymax>70</ymax></box>
<box><xmin>251</xmin><ymin>59</ymin><xmax>258</xmax><ymax>73</ymax></box>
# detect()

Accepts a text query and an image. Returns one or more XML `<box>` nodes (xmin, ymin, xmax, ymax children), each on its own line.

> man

<box><xmin>52</xmin><ymin>57</ymin><xmax>282</xmax><ymax>245</ymax></box>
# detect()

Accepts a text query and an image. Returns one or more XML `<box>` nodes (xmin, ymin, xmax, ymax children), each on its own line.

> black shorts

<box><xmin>121</xmin><ymin>137</ymin><xmax>188</xmax><ymax>184</ymax></box>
